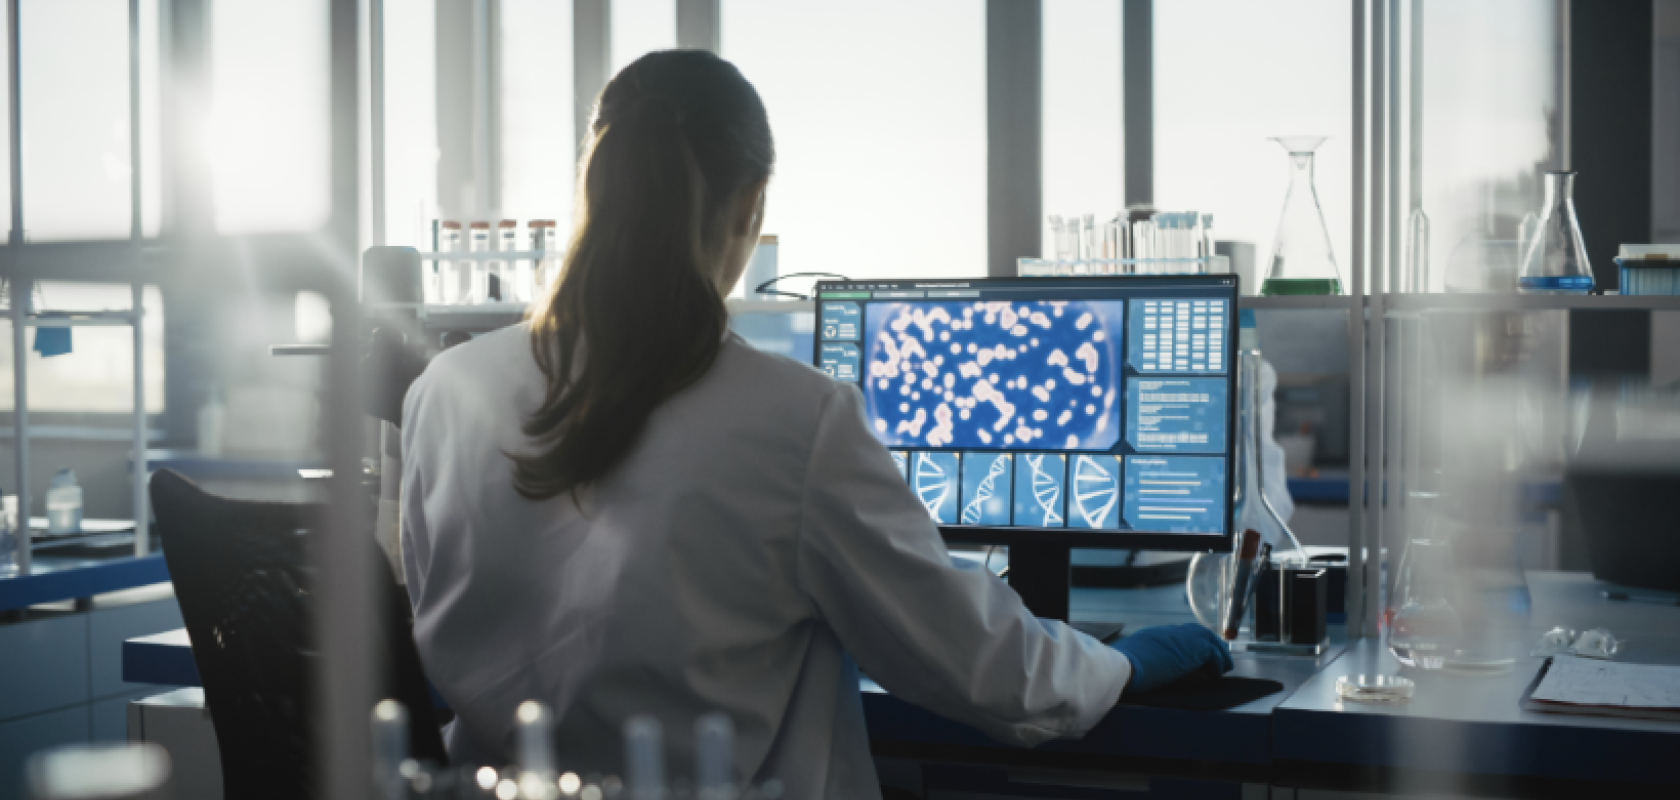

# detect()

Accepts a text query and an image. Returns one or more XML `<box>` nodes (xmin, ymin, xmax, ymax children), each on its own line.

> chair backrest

<box><xmin>149</xmin><ymin>469</ymin><xmax>446</xmax><ymax>800</ymax></box>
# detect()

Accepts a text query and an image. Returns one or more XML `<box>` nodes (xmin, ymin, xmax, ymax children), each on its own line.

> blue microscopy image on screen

<box><xmin>1122</xmin><ymin>456</ymin><xmax>1226</xmax><ymax>534</ymax></box>
<box><xmin>1126</xmin><ymin>299</ymin><xmax>1229</xmax><ymax>374</ymax></box>
<box><xmin>959</xmin><ymin>452</ymin><xmax>1013</xmax><ymax>525</ymax></box>
<box><xmin>890</xmin><ymin>450</ymin><xmax>909</xmax><ymax>482</ymax></box>
<box><xmin>862</xmin><ymin>300</ymin><xmax>1124</xmax><ymax>450</ymax></box>
<box><xmin>1013</xmin><ymin>453</ymin><xmax>1066</xmax><ymax>527</ymax></box>
<box><xmin>821</xmin><ymin>301</ymin><xmax>861</xmax><ymax>341</ymax></box>
<box><xmin>912</xmin><ymin>452</ymin><xmax>961</xmax><ymax>524</ymax></box>
<box><xmin>1125</xmin><ymin>377</ymin><xmax>1227</xmax><ymax>454</ymax></box>
<box><xmin>1068</xmin><ymin>455</ymin><xmax>1122</xmax><ymax>529</ymax></box>
<box><xmin>819</xmin><ymin>343</ymin><xmax>862</xmax><ymax>382</ymax></box>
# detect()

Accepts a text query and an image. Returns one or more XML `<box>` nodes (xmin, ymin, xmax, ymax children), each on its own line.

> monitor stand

<box><xmin>1008</xmin><ymin>543</ymin><xmax>1071</xmax><ymax>621</ymax></box>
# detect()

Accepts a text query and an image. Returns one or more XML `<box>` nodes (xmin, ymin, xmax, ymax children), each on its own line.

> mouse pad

<box><xmin>1118</xmin><ymin>676</ymin><xmax>1284</xmax><ymax>711</ymax></box>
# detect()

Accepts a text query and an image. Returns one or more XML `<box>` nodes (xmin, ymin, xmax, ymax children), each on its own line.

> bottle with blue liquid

<box><xmin>1517</xmin><ymin>171</ymin><xmax>1594</xmax><ymax>294</ymax></box>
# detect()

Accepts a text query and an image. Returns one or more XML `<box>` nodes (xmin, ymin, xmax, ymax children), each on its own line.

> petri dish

<box><xmin>1336</xmin><ymin>674</ymin><xmax>1415</xmax><ymax>703</ymax></box>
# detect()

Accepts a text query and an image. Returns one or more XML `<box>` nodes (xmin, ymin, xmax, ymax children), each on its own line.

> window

<box><xmin>1042</xmin><ymin>0</ymin><xmax>1124</xmax><ymax>259</ymax></box>
<box><xmin>501</xmin><ymin>0</ymin><xmax>576</xmax><ymax>229</ymax></box>
<box><xmin>722</xmin><ymin>0</ymin><xmax>987</xmax><ymax>283</ymax></box>
<box><xmin>1154</xmin><ymin>0</ymin><xmax>1353</xmax><ymax>282</ymax></box>
<box><xmin>210</xmin><ymin>0</ymin><xmax>331</xmax><ymax>234</ymax></box>
<box><xmin>381</xmin><ymin>0</ymin><xmax>439</xmax><ymax>248</ymax></box>
<box><xmin>611</xmin><ymin>0</ymin><xmax>676</xmax><ymax>75</ymax></box>
<box><xmin>0</xmin><ymin>282</ymin><xmax>164</xmax><ymax>413</ymax></box>
<box><xmin>17</xmin><ymin>0</ymin><xmax>160</xmax><ymax>242</ymax></box>
<box><xmin>1412</xmin><ymin>0</ymin><xmax>1561</xmax><ymax>292</ymax></box>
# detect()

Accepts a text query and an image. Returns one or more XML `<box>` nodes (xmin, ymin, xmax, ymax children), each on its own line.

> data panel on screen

<box><xmin>816</xmin><ymin>277</ymin><xmax>1234</xmax><ymax>539</ymax></box>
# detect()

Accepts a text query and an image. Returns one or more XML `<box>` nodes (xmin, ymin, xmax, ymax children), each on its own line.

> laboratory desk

<box><xmin>0</xmin><ymin>552</ymin><xmax>168</xmax><ymax>613</ymax></box>
<box><xmin>1273</xmin><ymin>572</ymin><xmax>1680</xmax><ymax>798</ymax></box>
<box><xmin>122</xmin><ymin>573</ymin><xmax>1680</xmax><ymax>798</ymax></box>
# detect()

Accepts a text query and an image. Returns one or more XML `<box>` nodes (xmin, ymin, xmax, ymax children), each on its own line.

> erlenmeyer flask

<box><xmin>1388</xmin><ymin>535</ymin><xmax>1463</xmax><ymax>670</ymax></box>
<box><xmin>1517</xmin><ymin>171</ymin><xmax>1593</xmax><ymax>293</ymax></box>
<box><xmin>1262</xmin><ymin>137</ymin><xmax>1343</xmax><ymax>296</ymax></box>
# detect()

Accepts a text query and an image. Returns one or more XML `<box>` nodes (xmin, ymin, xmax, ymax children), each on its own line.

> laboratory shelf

<box><xmin>1382</xmin><ymin>293</ymin><xmax>1680</xmax><ymax>312</ymax></box>
<box><xmin>416</xmin><ymin>251</ymin><xmax>548</xmax><ymax>261</ymax></box>
<box><xmin>25</xmin><ymin>310</ymin><xmax>139</xmax><ymax>327</ymax></box>
<box><xmin>0</xmin><ymin>553</ymin><xmax>168</xmax><ymax>613</ymax></box>
<box><xmin>1237</xmin><ymin>295</ymin><xmax>1360</xmax><ymax>310</ymax></box>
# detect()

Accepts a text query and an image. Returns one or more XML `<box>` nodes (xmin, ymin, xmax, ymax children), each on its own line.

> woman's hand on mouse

<box><xmin>1110</xmin><ymin>623</ymin><xmax>1234</xmax><ymax>694</ymax></box>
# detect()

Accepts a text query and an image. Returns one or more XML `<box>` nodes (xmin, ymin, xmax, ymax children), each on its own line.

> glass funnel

<box><xmin>1517</xmin><ymin>171</ymin><xmax>1594</xmax><ymax>294</ymax></box>
<box><xmin>1262</xmin><ymin>136</ymin><xmax>1343</xmax><ymax>296</ymax></box>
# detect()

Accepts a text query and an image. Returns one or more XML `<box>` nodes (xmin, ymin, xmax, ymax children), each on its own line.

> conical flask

<box><xmin>1517</xmin><ymin>171</ymin><xmax>1593</xmax><ymax>294</ymax></box>
<box><xmin>1262</xmin><ymin>137</ymin><xmax>1343</xmax><ymax>296</ymax></box>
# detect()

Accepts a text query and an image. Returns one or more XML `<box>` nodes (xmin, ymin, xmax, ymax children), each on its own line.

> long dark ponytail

<box><xmin>512</xmin><ymin>50</ymin><xmax>774</xmax><ymax>501</ymax></box>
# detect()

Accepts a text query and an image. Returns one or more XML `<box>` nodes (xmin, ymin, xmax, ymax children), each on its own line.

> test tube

<box><xmin>1078</xmin><ymin>214</ymin><xmax>1096</xmax><ymax>274</ymax></box>
<box><xmin>516</xmin><ymin>701</ymin><xmax>557</xmax><ymax>798</ymax></box>
<box><xmin>439</xmin><ymin>221</ymin><xmax>464</xmax><ymax>304</ymax></box>
<box><xmin>1201</xmin><ymin>213</ymin><xmax>1216</xmax><ymax>260</ymax></box>
<box><xmin>468</xmin><ymin>222</ymin><xmax>492</xmax><ymax>304</ymax></box>
<box><xmin>1132</xmin><ymin>218</ymin><xmax>1156</xmax><ymax>271</ymax></box>
<box><xmin>371</xmin><ymin>700</ymin><xmax>408</xmax><ymax>800</ymax></box>
<box><xmin>695</xmin><ymin>713</ymin><xmax>734</xmax><ymax>800</ymax></box>
<box><xmin>624</xmin><ymin>716</ymin><xmax>666</xmax><ymax>800</ymax></box>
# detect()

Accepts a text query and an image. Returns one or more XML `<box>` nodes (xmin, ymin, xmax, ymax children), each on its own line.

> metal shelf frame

<box><xmin>2</xmin><ymin>0</ymin><xmax>151</xmax><ymax>574</ymax></box>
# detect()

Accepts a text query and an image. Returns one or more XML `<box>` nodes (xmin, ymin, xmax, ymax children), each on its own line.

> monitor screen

<box><xmin>813</xmin><ymin>275</ymin><xmax>1238</xmax><ymax>551</ymax></box>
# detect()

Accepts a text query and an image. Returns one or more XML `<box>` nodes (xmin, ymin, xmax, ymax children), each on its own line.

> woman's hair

<box><xmin>511</xmin><ymin>50</ymin><xmax>773</xmax><ymax>501</ymax></box>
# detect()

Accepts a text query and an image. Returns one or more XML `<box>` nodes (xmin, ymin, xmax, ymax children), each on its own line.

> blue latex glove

<box><xmin>1111</xmin><ymin>623</ymin><xmax>1235</xmax><ymax>694</ymax></box>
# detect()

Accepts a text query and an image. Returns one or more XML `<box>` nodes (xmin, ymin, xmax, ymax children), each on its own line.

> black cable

<box><xmin>751</xmin><ymin>272</ymin><xmax>850</xmax><ymax>301</ymax></box>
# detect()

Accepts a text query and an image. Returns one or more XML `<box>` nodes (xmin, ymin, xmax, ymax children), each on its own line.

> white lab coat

<box><xmin>401</xmin><ymin>324</ymin><xmax>1131</xmax><ymax>798</ymax></box>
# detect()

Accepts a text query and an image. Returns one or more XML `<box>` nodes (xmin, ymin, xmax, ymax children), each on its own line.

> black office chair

<box><xmin>150</xmin><ymin>469</ymin><xmax>447</xmax><ymax>800</ymax></box>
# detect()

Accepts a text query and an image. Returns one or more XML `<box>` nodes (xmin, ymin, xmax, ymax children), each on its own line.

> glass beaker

<box><xmin>1388</xmin><ymin>536</ymin><xmax>1463</xmax><ymax>670</ymax></box>
<box><xmin>1262</xmin><ymin>137</ymin><xmax>1343</xmax><ymax>296</ymax></box>
<box><xmin>1517</xmin><ymin>171</ymin><xmax>1594</xmax><ymax>294</ymax></box>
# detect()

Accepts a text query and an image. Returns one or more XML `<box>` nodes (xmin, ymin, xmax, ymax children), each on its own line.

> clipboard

<box><xmin>1520</xmin><ymin>657</ymin><xmax>1680</xmax><ymax>723</ymax></box>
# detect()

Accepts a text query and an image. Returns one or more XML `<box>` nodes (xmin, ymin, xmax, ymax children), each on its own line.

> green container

<box><xmin>1261</xmin><ymin>277</ymin><xmax>1342</xmax><ymax>296</ymax></box>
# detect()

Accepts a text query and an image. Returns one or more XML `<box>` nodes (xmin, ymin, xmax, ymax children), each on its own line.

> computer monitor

<box><xmin>812</xmin><ymin>275</ymin><xmax>1239</xmax><ymax>619</ymax></box>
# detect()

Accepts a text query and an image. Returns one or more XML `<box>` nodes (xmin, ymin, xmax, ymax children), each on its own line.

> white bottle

<box><xmin>46</xmin><ymin>469</ymin><xmax>83</xmax><ymax>535</ymax></box>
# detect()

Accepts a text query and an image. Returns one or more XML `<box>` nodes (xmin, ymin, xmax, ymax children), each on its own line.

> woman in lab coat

<box><xmin>401</xmin><ymin>50</ymin><xmax>1231</xmax><ymax>797</ymax></box>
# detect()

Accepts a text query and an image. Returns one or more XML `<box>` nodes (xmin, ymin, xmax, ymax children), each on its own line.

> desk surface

<box><xmin>122</xmin><ymin>571</ymin><xmax>1680</xmax><ymax>792</ymax></box>
<box><xmin>0</xmin><ymin>552</ymin><xmax>169</xmax><ymax>612</ymax></box>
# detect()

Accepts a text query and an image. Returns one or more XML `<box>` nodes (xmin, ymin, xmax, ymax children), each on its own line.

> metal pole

<box><xmin>675</xmin><ymin>0</ymin><xmax>720</xmax><ymax>52</ymax></box>
<box><xmin>472</xmin><ymin>0</ymin><xmax>491</xmax><ymax>216</ymax></box>
<box><xmin>1346</xmin><ymin>0</ymin><xmax>1369</xmax><ymax>638</ymax></box>
<box><xmin>9</xmin><ymin>0</ymin><xmax>27</xmax><ymax>574</ymax></box>
<box><xmin>320</xmin><ymin>0</ymin><xmax>375</xmax><ymax>797</ymax></box>
<box><xmin>1122</xmin><ymin>0</ymin><xmax>1152</xmax><ymax>208</ymax></box>
<box><xmin>371</xmin><ymin>0</ymin><xmax>385</xmax><ymax>245</ymax></box>
<box><xmin>986</xmin><ymin>0</ymin><xmax>1042</xmax><ymax>278</ymax></box>
<box><xmin>573</xmin><ymin>0</ymin><xmax>609</xmax><ymax>157</ymax></box>
<box><xmin>130</xmin><ymin>0</ymin><xmax>148</xmax><ymax>557</ymax></box>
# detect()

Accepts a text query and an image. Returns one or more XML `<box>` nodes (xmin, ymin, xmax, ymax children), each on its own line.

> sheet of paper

<box><xmin>1531</xmin><ymin>655</ymin><xmax>1680</xmax><ymax>708</ymax></box>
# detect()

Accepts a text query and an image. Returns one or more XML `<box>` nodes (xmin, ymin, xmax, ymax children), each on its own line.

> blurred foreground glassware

<box><xmin>1402</xmin><ymin>208</ymin><xmax>1430</xmax><ymax>293</ymax></box>
<box><xmin>1517</xmin><ymin>171</ymin><xmax>1594</xmax><ymax>294</ymax></box>
<box><xmin>1262</xmin><ymin>136</ymin><xmax>1342</xmax><ymax>296</ymax></box>
<box><xmin>1388</xmin><ymin>535</ymin><xmax>1463</xmax><ymax>670</ymax></box>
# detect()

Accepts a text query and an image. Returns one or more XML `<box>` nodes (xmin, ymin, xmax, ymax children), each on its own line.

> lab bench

<box><xmin>1</xmin><ymin>552</ymin><xmax>182</xmax><ymax>799</ymax></box>
<box><xmin>117</xmin><ymin>570</ymin><xmax>1680</xmax><ymax>798</ymax></box>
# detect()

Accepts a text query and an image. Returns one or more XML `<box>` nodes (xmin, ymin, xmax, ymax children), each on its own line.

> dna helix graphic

<box><xmin>1072</xmin><ymin>455</ymin><xmax>1120</xmax><ymax>528</ymax></box>
<box><xmin>891</xmin><ymin>451</ymin><xmax>908</xmax><ymax>479</ymax></box>
<box><xmin>960</xmin><ymin>454</ymin><xmax>1010</xmax><ymax>524</ymax></box>
<box><xmin>913</xmin><ymin>453</ymin><xmax>952</xmax><ymax>521</ymax></box>
<box><xmin>1021</xmin><ymin>454</ymin><xmax>1064</xmax><ymax>526</ymax></box>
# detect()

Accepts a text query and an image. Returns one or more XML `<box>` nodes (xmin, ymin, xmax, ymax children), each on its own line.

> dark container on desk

<box><xmin>1255</xmin><ymin>566</ymin><xmax>1330</xmax><ymax>644</ymax></box>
